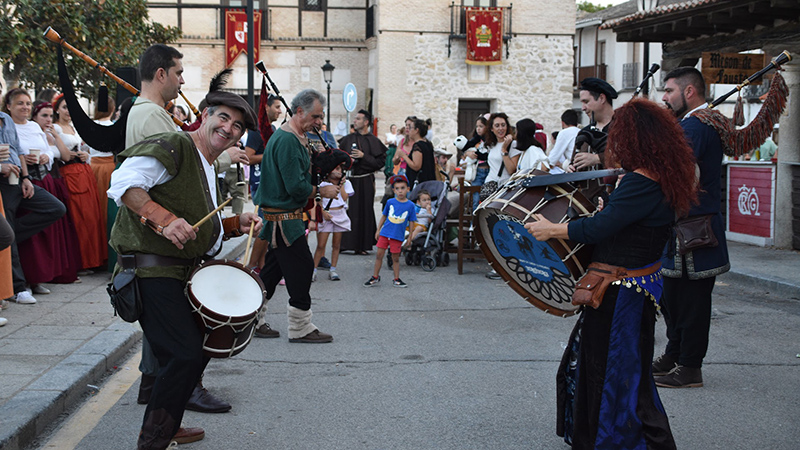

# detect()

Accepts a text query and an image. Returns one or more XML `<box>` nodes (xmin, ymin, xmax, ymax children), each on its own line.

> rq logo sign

<box><xmin>738</xmin><ymin>185</ymin><xmax>760</xmax><ymax>216</ymax></box>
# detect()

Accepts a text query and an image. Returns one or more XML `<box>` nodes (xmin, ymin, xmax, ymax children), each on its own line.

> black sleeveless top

<box><xmin>406</xmin><ymin>140</ymin><xmax>436</xmax><ymax>186</ymax></box>
<box><xmin>568</xmin><ymin>172</ymin><xmax>674</xmax><ymax>268</ymax></box>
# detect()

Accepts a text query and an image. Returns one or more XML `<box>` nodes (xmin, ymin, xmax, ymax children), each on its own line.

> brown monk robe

<box><xmin>338</xmin><ymin>110</ymin><xmax>386</xmax><ymax>254</ymax></box>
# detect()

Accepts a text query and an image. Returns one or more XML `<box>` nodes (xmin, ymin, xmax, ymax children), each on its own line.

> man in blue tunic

<box><xmin>656</xmin><ymin>67</ymin><xmax>730</xmax><ymax>388</ymax></box>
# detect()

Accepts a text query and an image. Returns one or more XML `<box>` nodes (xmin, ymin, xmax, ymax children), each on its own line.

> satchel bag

<box><xmin>674</xmin><ymin>214</ymin><xmax>718</xmax><ymax>255</ymax></box>
<box><xmin>572</xmin><ymin>262</ymin><xmax>662</xmax><ymax>309</ymax></box>
<box><xmin>107</xmin><ymin>255</ymin><xmax>142</xmax><ymax>322</ymax></box>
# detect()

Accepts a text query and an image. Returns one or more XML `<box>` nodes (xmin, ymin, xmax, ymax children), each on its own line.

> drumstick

<box><xmin>242</xmin><ymin>205</ymin><xmax>259</xmax><ymax>268</ymax></box>
<box><xmin>192</xmin><ymin>198</ymin><xmax>232</xmax><ymax>229</ymax></box>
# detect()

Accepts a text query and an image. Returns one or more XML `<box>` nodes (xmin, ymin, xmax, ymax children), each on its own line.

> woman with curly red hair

<box><xmin>526</xmin><ymin>98</ymin><xmax>697</xmax><ymax>449</ymax></box>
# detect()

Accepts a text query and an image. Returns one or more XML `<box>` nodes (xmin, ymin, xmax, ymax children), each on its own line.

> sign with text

<box><xmin>727</xmin><ymin>165</ymin><xmax>774</xmax><ymax>239</ymax></box>
<box><xmin>702</xmin><ymin>52</ymin><xmax>766</xmax><ymax>85</ymax></box>
<box><xmin>466</xmin><ymin>7</ymin><xmax>503</xmax><ymax>66</ymax></box>
<box><xmin>225</xmin><ymin>10</ymin><xmax>261</xmax><ymax>67</ymax></box>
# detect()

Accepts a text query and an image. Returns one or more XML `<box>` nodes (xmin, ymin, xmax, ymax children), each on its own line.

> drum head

<box><xmin>190</xmin><ymin>263</ymin><xmax>263</xmax><ymax>317</ymax></box>
<box><xmin>475</xmin><ymin>182</ymin><xmax>595</xmax><ymax>317</ymax></box>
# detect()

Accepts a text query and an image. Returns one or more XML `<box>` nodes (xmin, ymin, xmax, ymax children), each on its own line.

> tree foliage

<box><xmin>577</xmin><ymin>1</ymin><xmax>612</xmax><ymax>13</ymax></box>
<box><xmin>0</xmin><ymin>0</ymin><xmax>181</xmax><ymax>100</ymax></box>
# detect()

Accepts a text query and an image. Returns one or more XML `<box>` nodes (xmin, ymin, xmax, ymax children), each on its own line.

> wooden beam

<box><xmin>663</xmin><ymin>21</ymin><xmax>800</xmax><ymax>60</ymax></box>
<box><xmin>612</xmin><ymin>0</ymin><xmax>800</xmax><ymax>43</ymax></box>
<box><xmin>709</xmin><ymin>10</ymin><xmax>736</xmax><ymax>25</ymax></box>
<box><xmin>771</xmin><ymin>0</ymin><xmax>800</xmax><ymax>9</ymax></box>
<box><xmin>751</xmin><ymin>2</ymin><xmax>800</xmax><ymax>18</ymax></box>
<box><xmin>687</xmin><ymin>15</ymin><xmax>712</xmax><ymax>28</ymax></box>
<box><xmin>655</xmin><ymin>23</ymin><xmax>675</xmax><ymax>35</ymax></box>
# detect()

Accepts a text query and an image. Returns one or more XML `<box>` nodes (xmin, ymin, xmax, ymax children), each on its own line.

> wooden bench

<box><xmin>445</xmin><ymin>176</ymin><xmax>486</xmax><ymax>274</ymax></box>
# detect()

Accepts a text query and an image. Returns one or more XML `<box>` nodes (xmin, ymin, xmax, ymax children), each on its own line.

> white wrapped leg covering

<box><xmin>255</xmin><ymin>297</ymin><xmax>272</xmax><ymax>327</ymax></box>
<box><xmin>287</xmin><ymin>305</ymin><xmax>317</xmax><ymax>339</ymax></box>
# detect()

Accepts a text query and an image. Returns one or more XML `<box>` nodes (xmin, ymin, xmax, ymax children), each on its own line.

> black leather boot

<box><xmin>137</xmin><ymin>374</ymin><xmax>156</xmax><ymax>405</ymax></box>
<box><xmin>185</xmin><ymin>380</ymin><xmax>232</xmax><ymax>413</ymax></box>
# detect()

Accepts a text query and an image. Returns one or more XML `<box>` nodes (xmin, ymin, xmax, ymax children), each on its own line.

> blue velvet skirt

<box><xmin>557</xmin><ymin>262</ymin><xmax>676</xmax><ymax>449</ymax></box>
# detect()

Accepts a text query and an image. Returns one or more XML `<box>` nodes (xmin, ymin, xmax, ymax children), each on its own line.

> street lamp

<box><xmin>321</xmin><ymin>59</ymin><xmax>335</xmax><ymax>131</ymax></box>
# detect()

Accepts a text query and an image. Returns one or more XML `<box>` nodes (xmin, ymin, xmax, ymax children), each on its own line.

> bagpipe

<box><xmin>254</xmin><ymin>61</ymin><xmax>352</xmax><ymax>218</ymax></box>
<box><xmin>43</xmin><ymin>27</ymin><xmax>199</xmax><ymax>154</ymax></box>
<box><xmin>254</xmin><ymin>60</ymin><xmax>350</xmax><ymax>181</ymax></box>
<box><xmin>306</xmin><ymin>130</ymin><xmax>352</xmax><ymax>221</ymax></box>
<box><xmin>693</xmin><ymin>51</ymin><xmax>791</xmax><ymax>158</ymax></box>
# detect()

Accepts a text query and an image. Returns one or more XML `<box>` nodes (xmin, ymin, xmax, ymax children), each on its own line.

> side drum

<box><xmin>474</xmin><ymin>175</ymin><xmax>596</xmax><ymax>317</ymax></box>
<box><xmin>186</xmin><ymin>260</ymin><xmax>266</xmax><ymax>357</ymax></box>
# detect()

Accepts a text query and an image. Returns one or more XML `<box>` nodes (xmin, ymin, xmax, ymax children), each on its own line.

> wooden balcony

<box><xmin>574</xmin><ymin>64</ymin><xmax>607</xmax><ymax>86</ymax></box>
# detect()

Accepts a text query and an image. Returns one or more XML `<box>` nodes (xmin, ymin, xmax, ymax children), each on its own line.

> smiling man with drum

<box><xmin>108</xmin><ymin>90</ymin><xmax>261</xmax><ymax>450</ymax></box>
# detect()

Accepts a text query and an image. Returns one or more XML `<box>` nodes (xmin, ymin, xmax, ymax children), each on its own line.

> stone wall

<box><xmin>149</xmin><ymin>0</ymin><xmax>575</xmax><ymax>146</ymax></box>
<box><xmin>377</xmin><ymin>0</ymin><xmax>575</xmax><ymax>35</ymax></box>
<box><xmin>379</xmin><ymin>34</ymin><xmax>574</xmax><ymax>150</ymax></box>
<box><xmin>374</xmin><ymin>0</ymin><xmax>576</xmax><ymax>149</ymax></box>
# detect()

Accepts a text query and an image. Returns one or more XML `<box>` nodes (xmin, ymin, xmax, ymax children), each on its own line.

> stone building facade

<box><xmin>148</xmin><ymin>0</ymin><xmax>575</xmax><ymax>149</ymax></box>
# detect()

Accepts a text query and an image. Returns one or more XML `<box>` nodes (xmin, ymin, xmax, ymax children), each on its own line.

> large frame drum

<box><xmin>475</xmin><ymin>174</ymin><xmax>596</xmax><ymax>317</ymax></box>
<box><xmin>186</xmin><ymin>260</ymin><xmax>266</xmax><ymax>357</ymax></box>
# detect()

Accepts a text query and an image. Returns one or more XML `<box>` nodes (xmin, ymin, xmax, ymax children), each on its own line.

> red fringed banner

<box><xmin>692</xmin><ymin>71</ymin><xmax>789</xmax><ymax>157</ymax></box>
<box><xmin>466</xmin><ymin>7</ymin><xmax>503</xmax><ymax>66</ymax></box>
<box><xmin>225</xmin><ymin>10</ymin><xmax>262</xmax><ymax>67</ymax></box>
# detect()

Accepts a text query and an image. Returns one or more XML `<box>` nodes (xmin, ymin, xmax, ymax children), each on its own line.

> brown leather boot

<box><xmin>654</xmin><ymin>365</ymin><xmax>703</xmax><ymax>388</ymax></box>
<box><xmin>254</xmin><ymin>322</ymin><xmax>280</xmax><ymax>338</ymax></box>
<box><xmin>288</xmin><ymin>329</ymin><xmax>333</xmax><ymax>343</ymax></box>
<box><xmin>172</xmin><ymin>426</ymin><xmax>205</xmax><ymax>444</ymax></box>
<box><xmin>652</xmin><ymin>354</ymin><xmax>678</xmax><ymax>377</ymax></box>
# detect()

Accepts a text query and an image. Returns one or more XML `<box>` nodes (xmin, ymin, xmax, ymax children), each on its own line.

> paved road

<box><xmin>26</xmin><ymin>240</ymin><xmax>800</xmax><ymax>450</ymax></box>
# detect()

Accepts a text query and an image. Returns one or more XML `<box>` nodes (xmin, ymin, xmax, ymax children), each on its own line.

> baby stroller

<box><xmin>403</xmin><ymin>180</ymin><xmax>451</xmax><ymax>271</ymax></box>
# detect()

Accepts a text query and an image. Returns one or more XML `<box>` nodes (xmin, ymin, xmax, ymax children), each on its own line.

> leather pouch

<box><xmin>107</xmin><ymin>255</ymin><xmax>142</xmax><ymax>322</ymax></box>
<box><xmin>572</xmin><ymin>263</ymin><xmax>624</xmax><ymax>309</ymax></box>
<box><xmin>674</xmin><ymin>214</ymin><xmax>718</xmax><ymax>255</ymax></box>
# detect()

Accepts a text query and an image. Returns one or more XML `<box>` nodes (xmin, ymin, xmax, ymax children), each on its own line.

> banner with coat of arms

<box><xmin>466</xmin><ymin>7</ymin><xmax>503</xmax><ymax>66</ymax></box>
<box><xmin>225</xmin><ymin>10</ymin><xmax>261</xmax><ymax>67</ymax></box>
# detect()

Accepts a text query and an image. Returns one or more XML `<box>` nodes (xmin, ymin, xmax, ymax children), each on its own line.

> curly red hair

<box><xmin>606</xmin><ymin>98</ymin><xmax>698</xmax><ymax>216</ymax></box>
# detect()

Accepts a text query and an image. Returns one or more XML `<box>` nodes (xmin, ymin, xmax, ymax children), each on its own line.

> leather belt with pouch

<box><xmin>108</xmin><ymin>254</ymin><xmax>200</xmax><ymax>322</ymax></box>
<box><xmin>260</xmin><ymin>208</ymin><xmax>304</xmax><ymax>221</ymax></box>
<box><xmin>107</xmin><ymin>254</ymin><xmax>142</xmax><ymax>323</ymax></box>
<box><xmin>572</xmin><ymin>262</ymin><xmax>662</xmax><ymax>309</ymax></box>
<box><xmin>674</xmin><ymin>214</ymin><xmax>718</xmax><ymax>255</ymax></box>
<box><xmin>123</xmin><ymin>253</ymin><xmax>199</xmax><ymax>268</ymax></box>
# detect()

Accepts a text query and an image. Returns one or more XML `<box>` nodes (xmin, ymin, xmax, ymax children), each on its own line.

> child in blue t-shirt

<box><xmin>364</xmin><ymin>175</ymin><xmax>416</xmax><ymax>288</ymax></box>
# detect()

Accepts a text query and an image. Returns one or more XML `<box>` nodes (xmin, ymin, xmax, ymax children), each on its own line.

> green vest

<box><xmin>110</xmin><ymin>132</ymin><xmax>222</xmax><ymax>280</ymax></box>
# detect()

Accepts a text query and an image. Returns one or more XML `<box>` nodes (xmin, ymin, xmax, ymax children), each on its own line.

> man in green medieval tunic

<box><xmin>253</xmin><ymin>88</ymin><xmax>338</xmax><ymax>343</ymax></box>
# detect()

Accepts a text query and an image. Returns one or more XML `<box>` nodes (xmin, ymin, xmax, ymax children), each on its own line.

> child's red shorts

<box><xmin>377</xmin><ymin>235</ymin><xmax>402</xmax><ymax>254</ymax></box>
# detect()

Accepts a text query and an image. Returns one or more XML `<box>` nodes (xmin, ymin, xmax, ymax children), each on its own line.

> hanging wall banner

<box><xmin>466</xmin><ymin>7</ymin><xmax>503</xmax><ymax>66</ymax></box>
<box><xmin>225</xmin><ymin>10</ymin><xmax>262</xmax><ymax>67</ymax></box>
